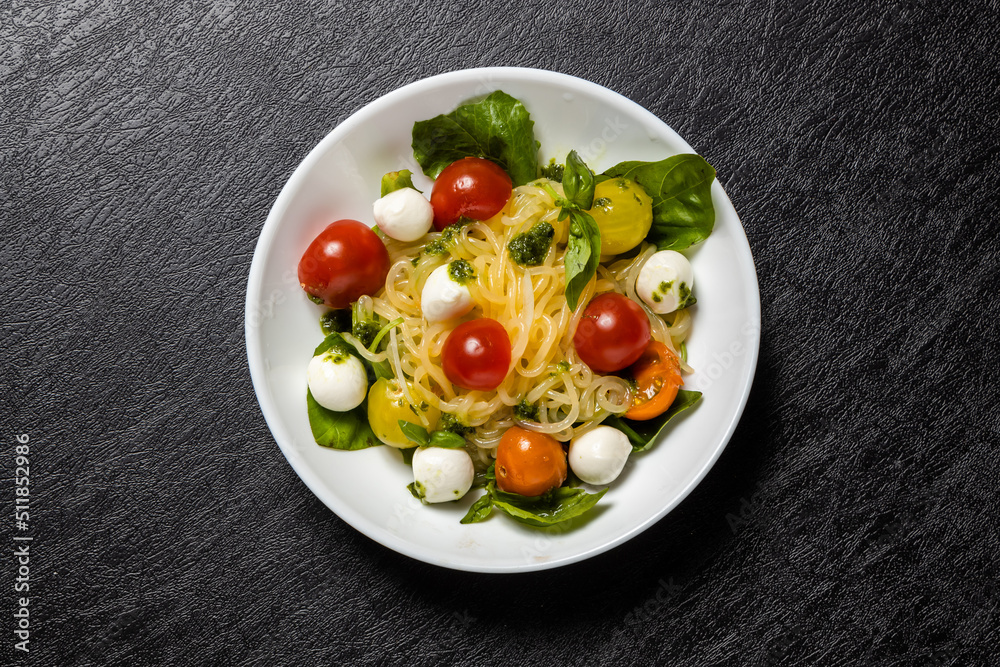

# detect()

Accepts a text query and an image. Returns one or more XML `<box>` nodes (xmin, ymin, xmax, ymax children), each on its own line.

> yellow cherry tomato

<box><xmin>367</xmin><ymin>377</ymin><xmax>440</xmax><ymax>448</ymax></box>
<box><xmin>587</xmin><ymin>177</ymin><xmax>653</xmax><ymax>256</ymax></box>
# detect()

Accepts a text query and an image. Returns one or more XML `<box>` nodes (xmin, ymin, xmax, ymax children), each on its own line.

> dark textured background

<box><xmin>2</xmin><ymin>0</ymin><xmax>999</xmax><ymax>664</ymax></box>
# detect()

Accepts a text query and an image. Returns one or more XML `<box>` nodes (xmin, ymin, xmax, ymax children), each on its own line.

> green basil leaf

<box><xmin>428</xmin><ymin>430</ymin><xmax>467</xmax><ymax>449</ymax></box>
<box><xmin>471</xmin><ymin>462</ymin><xmax>494</xmax><ymax>490</ymax></box>
<box><xmin>313</xmin><ymin>332</ymin><xmax>353</xmax><ymax>358</ymax></box>
<box><xmin>490</xmin><ymin>484</ymin><xmax>607</xmax><ymax>527</ymax></box>
<box><xmin>371</xmin><ymin>360</ymin><xmax>394</xmax><ymax>381</ymax></box>
<box><xmin>562</xmin><ymin>150</ymin><xmax>595</xmax><ymax>210</ymax></box>
<box><xmin>307</xmin><ymin>388</ymin><xmax>379</xmax><ymax>450</ymax></box>
<box><xmin>603</xmin><ymin>154</ymin><xmax>716</xmax><ymax>250</ymax></box>
<box><xmin>411</xmin><ymin>90</ymin><xmax>539</xmax><ymax>186</ymax></box>
<box><xmin>380</xmin><ymin>169</ymin><xmax>421</xmax><ymax>197</ymax></box>
<box><xmin>398</xmin><ymin>420</ymin><xmax>431</xmax><ymax>447</ymax></box>
<box><xmin>470</xmin><ymin>474</ymin><xmax>488</xmax><ymax>490</ymax></box>
<box><xmin>564</xmin><ymin>209</ymin><xmax>601</xmax><ymax>311</ymax></box>
<box><xmin>565</xmin><ymin>468</ymin><xmax>586</xmax><ymax>488</ymax></box>
<box><xmin>605</xmin><ymin>416</ymin><xmax>645</xmax><ymax>449</ymax></box>
<box><xmin>606</xmin><ymin>390</ymin><xmax>703</xmax><ymax>453</ymax></box>
<box><xmin>400</xmin><ymin>447</ymin><xmax>416</xmax><ymax>466</ymax></box>
<box><xmin>460</xmin><ymin>492</ymin><xmax>494</xmax><ymax>524</ymax></box>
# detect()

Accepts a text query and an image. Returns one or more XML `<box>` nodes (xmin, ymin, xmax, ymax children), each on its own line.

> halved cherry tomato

<box><xmin>298</xmin><ymin>219</ymin><xmax>390</xmax><ymax>309</ymax></box>
<box><xmin>495</xmin><ymin>426</ymin><xmax>567</xmax><ymax>496</ymax></box>
<box><xmin>441</xmin><ymin>318</ymin><xmax>511</xmax><ymax>391</ymax></box>
<box><xmin>573</xmin><ymin>292</ymin><xmax>651</xmax><ymax>373</ymax></box>
<box><xmin>430</xmin><ymin>157</ymin><xmax>512</xmax><ymax>230</ymax></box>
<box><xmin>624</xmin><ymin>341</ymin><xmax>683</xmax><ymax>421</ymax></box>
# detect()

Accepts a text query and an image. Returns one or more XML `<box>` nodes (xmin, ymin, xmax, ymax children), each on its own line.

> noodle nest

<box><xmin>356</xmin><ymin>180</ymin><xmax>692</xmax><ymax>461</ymax></box>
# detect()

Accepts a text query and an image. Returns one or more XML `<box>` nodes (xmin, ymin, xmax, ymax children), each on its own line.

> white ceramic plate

<box><xmin>246</xmin><ymin>67</ymin><xmax>760</xmax><ymax>573</ymax></box>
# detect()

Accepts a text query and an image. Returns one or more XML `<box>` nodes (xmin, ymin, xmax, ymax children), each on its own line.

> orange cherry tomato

<box><xmin>624</xmin><ymin>341</ymin><xmax>683</xmax><ymax>421</ymax></box>
<box><xmin>495</xmin><ymin>427</ymin><xmax>567</xmax><ymax>497</ymax></box>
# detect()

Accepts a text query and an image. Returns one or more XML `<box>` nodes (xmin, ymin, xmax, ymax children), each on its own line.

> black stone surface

<box><xmin>3</xmin><ymin>1</ymin><xmax>999</xmax><ymax>665</ymax></box>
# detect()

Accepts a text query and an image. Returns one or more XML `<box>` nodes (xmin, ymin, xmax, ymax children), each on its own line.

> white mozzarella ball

<box><xmin>635</xmin><ymin>250</ymin><xmax>695</xmax><ymax>314</ymax></box>
<box><xmin>307</xmin><ymin>350</ymin><xmax>367</xmax><ymax>412</ymax></box>
<box><xmin>568</xmin><ymin>426</ymin><xmax>632</xmax><ymax>485</ymax></box>
<box><xmin>412</xmin><ymin>447</ymin><xmax>475</xmax><ymax>503</ymax></box>
<box><xmin>421</xmin><ymin>263</ymin><xmax>474</xmax><ymax>322</ymax></box>
<box><xmin>373</xmin><ymin>188</ymin><xmax>434</xmax><ymax>242</ymax></box>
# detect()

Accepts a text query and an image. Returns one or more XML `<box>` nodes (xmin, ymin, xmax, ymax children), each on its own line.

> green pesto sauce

<box><xmin>319</xmin><ymin>309</ymin><xmax>351</xmax><ymax>336</ymax></box>
<box><xmin>425</xmin><ymin>223</ymin><xmax>465</xmax><ymax>256</ymax></box>
<box><xmin>440</xmin><ymin>413</ymin><xmax>473</xmax><ymax>435</ymax></box>
<box><xmin>424</xmin><ymin>240</ymin><xmax>448</xmax><ymax>256</ymax></box>
<box><xmin>540</xmin><ymin>158</ymin><xmax>564</xmax><ymax>181</ymax></box>
<box><xmin>677</xmin><ymin>281</ymin><xmax>697</xmax><ymax>309</ymax></box>
<box><xmin>514</xmin><ymin>398</ymin><xmax>540</xmax><ymax>421</ymax></box>
<box><xmin>352</xmin><ymin>320</ymin><xmax>380</xmax><ymax>348</ymax></box>
<box><xmin>322</xmin><ymin>350</ymin><xmax>349</xmax><ymax>364</ymax></box>
<box><xmin>448</xmin><ymin>258</ymin><xmax>476</xmax><ymax>285</ymax></box>
<box><xmin>659</xmin><ymin>280</ymin><xmax>674</xmax><ymax>292</ymax></box>
<box><xmin>549</xmin><ymin>360</ymin><xmax>571</xmax><ymax>377</ymax></box>
<box><xmin>507</xmin><ymin>221</ymin><xmax>554</xmax><ymax>267</ymax></box>
<box><xmin>307</xmin><ymin>293</ymin><xmax>325</xmax><ymax>305</ymax></box>
<box><xmin>594</xmin><ymin>197</ymin><xmax>611</xmax><ymax>208</ymax></box>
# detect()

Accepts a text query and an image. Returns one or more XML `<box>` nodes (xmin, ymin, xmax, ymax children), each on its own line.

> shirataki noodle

<box><xmin>345</xmin><ymin>181</ymin><xmax>693</xmax><ymax>464</ymax></box>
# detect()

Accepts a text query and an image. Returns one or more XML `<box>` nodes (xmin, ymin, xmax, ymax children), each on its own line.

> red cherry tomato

<box><xmin>298</xmin><ymin>220</ymin><xmax>390</xmax><ymax>309</ymax></box>
<box><xmin>573</xmin><ymin>292</ymin><xmax>651</xmax><ymax>373</ymax></box>
<box><xmin>495</xmin><ymin>427</ymin><xmax>567</xmax><ymax>497</ymax></box>
<box><xmin>430</xmin><ymin>157</ymin><xmax>513</xmax><ymax>230</ymax></box>
<box><xmin>441</xmin><ymin>318</ymin><xmax>511</xmax><ymax>391</ymax></box>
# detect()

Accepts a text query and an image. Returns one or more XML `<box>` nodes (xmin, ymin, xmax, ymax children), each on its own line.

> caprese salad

<box><xmin>296</xmin><ymin>90</ymin><xmax>716</xmax><ymax>527</ymax></box>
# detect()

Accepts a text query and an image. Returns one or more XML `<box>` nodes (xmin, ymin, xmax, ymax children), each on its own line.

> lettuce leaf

<box><xmin>412</xmin><ymin>91</ymin><xmax>539</xmax><ymax>186</ymax></box>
